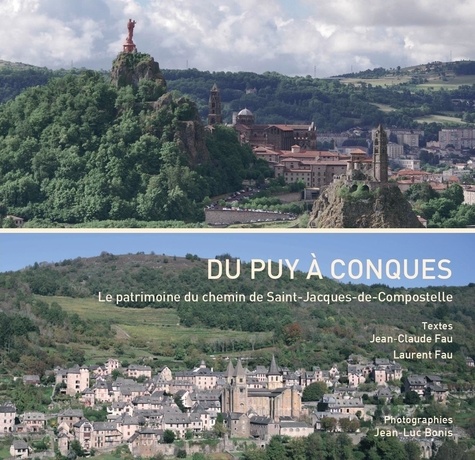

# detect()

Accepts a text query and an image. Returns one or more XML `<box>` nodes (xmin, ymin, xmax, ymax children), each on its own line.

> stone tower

<box><xmin>232</xmin><ymin>358</ymin><xmax>248</xmax><ymax>413</ymax></box>
<box><xmin>373</xmin><ymin>124</ymin><xmax>388</xmax><ymax>182</ymax></box>
<box><xmin>208</xmin><ymin>83</ymin><xmax>222</xmax><ymax>125</ymax></box>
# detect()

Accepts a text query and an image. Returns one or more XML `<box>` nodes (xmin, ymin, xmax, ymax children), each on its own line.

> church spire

<box><xmin>226</xmin><ymin>360</ymin><xmax>234</xmax><ymax>382</ymax></box>
<box><xmin>268</xmin><ymin>354</ymin><xmax>279</xmax><ymax>375</ymax></box>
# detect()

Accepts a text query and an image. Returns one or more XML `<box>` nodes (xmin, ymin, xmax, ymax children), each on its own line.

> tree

<box><xmin>405</xmin><ymin>441</ymin><xmax>422</xmax><ymax>460</ymax></box>
<box><xmin>163</xmin><ymin>429</ymin><xmax>176</xmax><ymax>443</ymax></box>
<box><xmin>302</xmin><ymin>381</ymin><xmax>328</xmax><ymax>402</ymax></box>
<box><xmin>339</xmin><ymin>417</ymin><xmax>360</xmax><ymax>433</ymax></box>
<box><xmin>266</xmin><ymin>436</ymin><xmax>288</xmax><ymax>460</ymax></box>
<box><xmin>403</xmin><ymin>390</ymin><xmax>420</xmax><ymax>405</ymax></box>
<box><xmin>405</xmin><ymin>182</ymin><xmax>438</xmax><ymax>202</ymax></box>
<box><xmin>321</xmin><ymin>417</ymin><xmax>338</xmax><ymax>432</ymax></box>
<box><xmin>213</xmin><ymin>413</ymin><xmax>227</xmax><ymax>438</ymax></box>
<box><xmin>69</xmin><ymin>440</ymin><xmax>86</xmax><ymax>457</ymax></box>
<box><xmin>442</xmin><ymin>183</ymin><xmax>464</xmax><ymax>206</ymax></box>
<box><xmin>281</xmin><ymin>322</ymin><xmax>302</xmax><ymax>345</ymax></box>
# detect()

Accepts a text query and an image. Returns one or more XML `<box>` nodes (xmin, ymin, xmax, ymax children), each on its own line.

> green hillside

<box><xmin>0</xmin><ymin>67</ymin><xmax>269</xmax><ymax>225</ymax></box>
<box><xmin>0</xmin><ymin>253</ymin><xmax>474</xmax><ymax>386</ymax></box>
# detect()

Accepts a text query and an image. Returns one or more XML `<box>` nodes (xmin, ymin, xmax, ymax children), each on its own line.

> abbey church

<box><xmin>222</xmin><ymin>356</ymin><xmax>302</xmax><ymax>421</ymax></box>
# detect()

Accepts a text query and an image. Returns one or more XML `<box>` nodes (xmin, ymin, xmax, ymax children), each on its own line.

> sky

<box><xmin>0</xmin><ymin>231</ymin><xmax>473</xmax><ymax>288</ymax></box>
<box><xmin>1</xmin><ymin>0</ymin><xmax>473</xmax><ymax>77</ymax></box>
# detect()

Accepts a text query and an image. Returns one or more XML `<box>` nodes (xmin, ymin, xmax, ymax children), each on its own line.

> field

<box><xmin>416</xmin><ymin>74</ymin><xmax>475</xmax><ymax>90</ymax></box>
<box><xmin>340</xmin><ymin>73</ymin><xmax>475</xmax><ymax>90</ymax></box>
<box><xmin>371</xmin><ymin>103</ymin><xmax>396</xmax><ymax>113</ymax></box>
<box><xmin>415</xmin><ymin>114</ymin><xmax>467</xmax><ymax>124</ymax></box>
<box><xmin>339</xmin><ymin>76</ymin><xmax>411</xmax><ymax>87</ymax></box>
<box><xmin>39</xmin><ymin>295</ymin><xmax>270</xmax><ymax>361</ymax></box>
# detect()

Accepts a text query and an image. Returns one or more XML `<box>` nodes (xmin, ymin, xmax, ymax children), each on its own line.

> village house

<box><xmin>105</xmin><ymin>358</ymin><xmax>121</xmax><ymax>375</ymax></box>
<box><xmin>9</xmin><ymin>440</ymin><xmax>31</xmax><ymax>459</ymax></box>
<box><xmin>73</xmin><ymin>419</ymin><xmax>94</xmax><ymax>451</ymax></box>
<box><xmin>313</xmin><ymin>412</ymin><xmax>359</xmax><ymax>432</ymax></box>
<box><xmin>93</xmin><ymin>421</ymin><xmax>123</xmax><ymax>449</ymax></box>
<box><xmin>322</xmin><ymin>394</ymin><xmax>365</xmax><ymax>419</ymax></box>
<box><xmin>174</xmin><ymin>360</ymin><xmax>218</xmax><ymax>389</ymax></box>
<box><xmin>127</xmin><ymin>428</ymin><xmax>162</xmax><ymax>458</ymax></box>
<box><xmin>22</xmin><ymin>375</ymin><xmax>40</xmax><ymax>386</ymax></box>
<box><xmin>17</xmin><ymin>412</ymin><xmax>46</xmax><ymax>433</ymax></box>
<box><xmin>404</xmin><ymin>375</ymin><xmax>429</xmax><ymax>396</ymax></box>
<box><xmin>0</xmin><ymin>403</ymin><xmax>16</xmax><ymax>433</ymax></box>
<box><xmin>57</xmin><ymin>408</ymin><xmax>84</xmax><ymax>430</ymax></box>
<box><xmin>463</xmin><ymin>186</ymin><xmax>475</xmax><ymax>205</ymax></box>
<box><xmin>162</xmin><ymin>411</ymin><xmax>202</xmax><ymax>438</ymax></box>
<box><xmin>249</xmin><ymin>415</ymin><xmax>280</xmax><ymax>441</ymax></box>
<box><xmin>226</xmin><ymin>412</ymin><xmax>250</xmax><ymax>438</ymax></box>
<box><xmin>126</xmin><ymin>364</ymin><xmax>152</xmax><ymax>380</ymax></box>
<box><xmin>55</xmin><ymin>365</ymin><xmax>90</xmax><ymax>396</ymax></box>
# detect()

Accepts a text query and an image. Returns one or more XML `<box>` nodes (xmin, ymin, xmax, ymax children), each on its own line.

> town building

<box><xmin>232</xmin><ymin>107</ymin><xmax>317</xmax><ymax>150</ymax></box>
<box><xmin>439</xmin><ymin>128</ymin><xmax>475</xmax><ymax>150</ymax></box>
<box><xmin>0</xmin><ymin>403</ymin><xmax>16</xmax><ymax>433</ymax></box>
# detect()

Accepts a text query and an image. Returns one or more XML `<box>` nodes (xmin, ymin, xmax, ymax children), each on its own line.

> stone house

<box><xmin>93</xmin><ymin>421</ymin><xmax>123</xmax><ymax>449</ymax></box>
<box><xmin>73</xmin><ymin>419</ymin><xmax>93</xmax><ymax>451</ymax></box>
<box><xmin>17</xmin><ymin>412</ymin><xmax>46</xmax><ymax>433</ymax></box>
<box><xmin>57</xmin><ymin>409</ymin><xmax>84</xmax><ymax>430</ymax></box>
<box><xmin>225</xmin><ymin>412</ymin><xmax>250</xmax><ymax>438</ymax></box>
<box><xmin>0</xmin><ymin>403</ymin><xmax>16</xmax><ymax>433</ymax></box>
<box><xmin>126</xmin><ymin>365</ymin><xmax>152</xmax><ymax>379</ymax></box>
<box><xmin>128</xmin><ymin>428</ymin><xmax>163</xmax><ymax>458</ymax></box>
<box><xmin>249</xmin><ymin>416</ymin><xmax>279</xmax><ymax>441</ymax></box>
<box><xmin>9</xmin><ymin>440</ymin><xmax>31</xmax><ymax>459</ymax></box>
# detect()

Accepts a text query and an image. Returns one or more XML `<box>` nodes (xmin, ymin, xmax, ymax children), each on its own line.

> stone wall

<box><xmin>205</xmin><ymin>209</ymin><xmax>295</xmax><ymax>226</ymax></box>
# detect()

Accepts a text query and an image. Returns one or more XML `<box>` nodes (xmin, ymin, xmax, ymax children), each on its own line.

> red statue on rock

<box><xmin>123</xmin><ymin>19</ymin><xmax>137</xmax><ymax>53</ymax></box>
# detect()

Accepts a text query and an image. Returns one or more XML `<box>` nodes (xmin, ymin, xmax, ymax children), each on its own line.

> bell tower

<box><xmin>208</xmin><ymin>83</ymin><xmax>222</xmax><ymax>125</ymax></box>
<box><xmin>373</xmin><ymin>124</ymin><xmax>388</xmax><ymax>182</ymax></box>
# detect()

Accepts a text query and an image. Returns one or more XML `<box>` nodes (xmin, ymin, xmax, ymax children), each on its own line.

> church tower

<box><xmin>373</xmin><ymin>124</ymin><xmax>388</xmax><ymax>182</ymax></box>
<box><xmin>232</xmin><ymin>358</ymin><xmax>248</xmax><ymax>413</ymax></box>
<box><xmin>267</xmin><ymin>355</ymin><xmax>283</xmax><ymax>390</ymax></box>
<box><xmin>208</xmin><ymin>83</ymin><xmax>222</xmax><ymax>125</ymax></box>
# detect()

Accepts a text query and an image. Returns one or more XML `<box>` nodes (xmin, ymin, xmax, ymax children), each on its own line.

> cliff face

<box><xmin>111</xmin><ymin>53</ymin><xmax>207</xmax><ymax>165</ymax></box>
<box><xmin>152</xmin><ymin>93</ymin><xmax>209</xmax><ymax>166</ymax></box>
<box><xmin>111</xmin><ymin>52</ymin><xmax>166</xmax><ymax>90</ymax></box>
<box><xmin>308</xmin><ymin>179</ymin><xmax>423</xmax><ymax>228</ymax></box>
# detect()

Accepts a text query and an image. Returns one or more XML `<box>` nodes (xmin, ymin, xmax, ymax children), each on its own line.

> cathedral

<box><xmin>206</xmin><ymin>84</ymin><xmax>317</xmax><ymax>150</ymax></box>
<box><xmin>222</xmin><ymin>356</ymin><xmax>302</xmax><ymax>421</ymax></box>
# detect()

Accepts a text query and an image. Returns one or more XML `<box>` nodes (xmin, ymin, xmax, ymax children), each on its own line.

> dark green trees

<box><xmin>0</xmin><ymin>71</ymin><xmax>266</xmax><ymax>224</ymax></box>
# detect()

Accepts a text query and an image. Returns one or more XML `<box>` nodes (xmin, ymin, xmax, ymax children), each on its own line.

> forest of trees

<box><xmin>405</xmin><ymin>183</ymin><xmax>475</xmax><ymax>227</ymax></box>
<box><xmin>163</xmin><ymin>67</ymin><xmax>475</xmax><ymax>131</ymax></box>
<box><xmin>0</xmin><ymin>70</ymin><xmax>270</xmax><ymax>224</ymax></box>
<box><xmin>241</xmin><ymin>432</ymin><xmax>475</xmax><ymax>460</ymax></box>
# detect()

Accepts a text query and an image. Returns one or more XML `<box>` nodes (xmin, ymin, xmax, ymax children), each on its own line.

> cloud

<box><xmin>1</xmin><ymin>0</ymin><xmax>474</xmax><ymax>76</ymax></box>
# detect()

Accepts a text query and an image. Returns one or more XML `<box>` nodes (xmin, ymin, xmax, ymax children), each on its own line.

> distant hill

<box><xmin>336</xmin><ymin>60</ymin><xmax>475</xmax><ymax>89</ymax></box>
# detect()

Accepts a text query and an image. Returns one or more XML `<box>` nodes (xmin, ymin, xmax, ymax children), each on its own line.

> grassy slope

<box><xmin>39</xmin><ymin>295</ymin><xmax>270</xmax><ymax>362</ymax></box>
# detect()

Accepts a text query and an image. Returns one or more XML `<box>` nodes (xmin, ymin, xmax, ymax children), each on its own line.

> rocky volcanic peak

<box><xmin>111</xmin><ymin>52</ymin><xmax>167</xmax><ymax>90</ymax></box>
<box><xmin>308</xmin><ymin>179</ymin><xmax>423</xmax><ymax>228</ymax></box>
